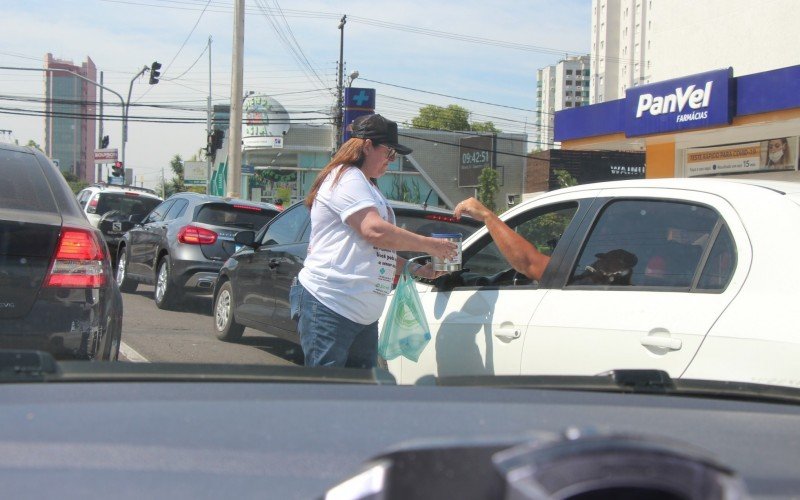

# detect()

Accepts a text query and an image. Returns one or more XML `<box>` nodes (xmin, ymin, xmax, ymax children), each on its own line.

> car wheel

<box><xmin>115</xmin><ymin>248</ymin><xmax>138</xmax><ymax>293</ymax></box>
<box><xmin>154</xmin><ymin>255</ymin><xmax>182</xmax><ymax>310</ymax></box>
<box><xmin>214</xmin><ymin>281</ymin><xmax>245</xmax><ymax>341</ymax></box>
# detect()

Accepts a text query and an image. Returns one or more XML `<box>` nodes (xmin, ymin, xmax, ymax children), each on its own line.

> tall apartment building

<box><xmin>589</xmin><ymin>0</ymin><xmax>652</xmax><ymax>103</ymax></box>
<box><xmin>535</xmin><ymin>55</ymin><xmax>591</xmax><ymax>149</ymax></box>
<box><xmin>590</xmin><ymin>0</ymin><xmax>800</xmax><ymax>104</ymax></box>
<box><xmin>44</xmin><ymin>53</ymin><xmax>97</xmax><ymax>182</ymax></box>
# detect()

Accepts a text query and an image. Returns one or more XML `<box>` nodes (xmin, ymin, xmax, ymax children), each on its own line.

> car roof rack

<box><xmin>89</xmin><ymin>182</ymin><xmax>159</xmax><ymax>196</ymax></box>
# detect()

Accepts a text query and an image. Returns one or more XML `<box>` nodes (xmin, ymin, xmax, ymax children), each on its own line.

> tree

<box><xmin>169</xmin><ymin>154</ymin><xmax>185</xmax><ymax>193</ymax></box>
<box><xmin>61</xmin><ymin>170</ymin><xmax>88</xmax><ymax>194</ymax></box>
<box><xmin>553</xmin><ymin>169</ymin><xmax>577</xmax><ymax>189</ymax></box>
<box><xmin>477</xmin><ymin>166</ymin><xmax>499</xmax><ymax>213</ymax></box>
<box><xmin>411</xmin><ymin>104</ymin><xmax>501</xmax><ymax>133</ymax></box>
<box><xmin>25</xmin><ymin>139</ymin><xmax>43</xmax><ymax>151</ymax></box>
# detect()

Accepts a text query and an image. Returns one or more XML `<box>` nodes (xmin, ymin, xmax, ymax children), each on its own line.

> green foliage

<box><xmin>515</xmin><ymin>207</ymin><xmax>578</xmax><ymax>256</ymax></box>
<box><xmin>390</xmin><ymin>176</ymin><xmax>421</xmax><ymax>203</ymax></box>
<box><xmin>60</xmin><ymin>170</ymin><xmax>88</xmax><ymax>194</ymax></box>
<box><xmin>26</xmin><ymin>139</ymin><xmax>43</xmax><ymax>152</ymax></box>
<box><xmin>275</xmin><ymin>186</ymin><xmax>292</xmax><ymax>203</ymax></box>
<box><xmin>470</xmin><ymin>121</ymin><xmax>500</xmax><ymax>133</ymax></box>
<box><xmin>477</xmin><ymin>166</ymin><xmax>499</xmax><ymax>213</ymax></box>
<box><xmin>411</xmin><ymin>104</ymin><xmax>502</xmax><ymax>133</ymax></box>
<box><xmin>169</xmin><ymin>154</ymin><xmax>185</xmax><ymax>193</ymax></box>
<box><xmin>553</xmin><ymin>168</ymin><xmax>578</xmax><ymax>189</ymax></box>
<box><xmin>412</xmin><ymin>104</ymin><xmax>470</xmax><ymax>131</ymax></box>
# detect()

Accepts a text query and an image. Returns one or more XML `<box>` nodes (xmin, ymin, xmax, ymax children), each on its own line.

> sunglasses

<box><xmin>379</xmin><ymin>144</ymin><xmax>396</xmax><ymax>161</ymax></box>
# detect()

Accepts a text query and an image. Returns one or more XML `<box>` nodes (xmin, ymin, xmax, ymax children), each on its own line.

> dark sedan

<box><xmin>0</xmin><ymin>144</ymin><xmax>122</xmax><ymax>360</ymax></box>
<box><xmin>115</xmin><ymin>192</ymin><xmax>279</xmax><ymax>310</ymax></box>
<box><xmin>212</xmin><ymin>200</ymin><xmax>480</xmax><ymax>342</ymax></box>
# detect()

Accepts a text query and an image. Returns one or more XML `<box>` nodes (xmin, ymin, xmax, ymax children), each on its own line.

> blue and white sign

<box><xmin>342</xmin><ymin>88</ymin><xmax>376</xmax><ymax>143</ymax></box>
<box><xmin>624</xmin><ymin>68</ymin><xmax>734</xmax><ymax>137</ymax></box>
<box><xmin>345</xmin><ymin>87</ymin><xmax>375</xmax><ymax>110</ymax></box>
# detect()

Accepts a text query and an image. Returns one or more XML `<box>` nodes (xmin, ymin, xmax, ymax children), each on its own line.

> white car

<box><xmin>382</xmin><ymin>178</ymin><xmax>800</xmax><ymax>388</ymax></box>
<box><xmin>76</xmin><ymin>183</ymin><xmax>163</xmax><ymax>262</ymax></box>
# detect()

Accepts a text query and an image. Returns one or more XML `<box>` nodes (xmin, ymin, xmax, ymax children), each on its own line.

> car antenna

<box><xmin>422</xmin><ymin>189</ymin><xmax>433</xmax><ymax>210</ymax></box>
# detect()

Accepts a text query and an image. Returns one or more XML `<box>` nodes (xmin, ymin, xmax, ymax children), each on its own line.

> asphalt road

<box><xmin>119</xmin><ymin>284</ymin><xmax>304</xmax><ymax>366</ymax></box>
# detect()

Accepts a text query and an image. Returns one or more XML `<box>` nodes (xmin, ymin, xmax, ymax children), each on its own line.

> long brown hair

<box><xmin>304</xmin><ymin>138</ymin><xmax>367</xmax><ymax>208</ymax></box>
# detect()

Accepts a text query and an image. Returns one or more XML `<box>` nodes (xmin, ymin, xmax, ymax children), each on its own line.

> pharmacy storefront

<box><xmin>554</xmin><ymin>65</ymin><xmax>800</xmax><ymax>181</ymax></box>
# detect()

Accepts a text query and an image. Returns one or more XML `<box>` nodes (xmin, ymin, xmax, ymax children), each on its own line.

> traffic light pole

<box><xmin>0</xmin><ymin>65</ymin><xmax>126</xmax><ymax>168</ymax></box>
<box><xmin>124</xmin><ymin>65</ymin><xmax>150</xmax><ymax>174</ymax></box>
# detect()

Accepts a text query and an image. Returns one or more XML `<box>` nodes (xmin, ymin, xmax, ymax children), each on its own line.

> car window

<box><xmin>164</xmin><ymin>198</ymin><xmax>189</xmax><ymax>221</ymax></box>
<box><xmin>195</xmin><ymin>203</ymin><xmax>276</xmax><ymax>229</ymax></box>
<box><xmin>77</xmin><ymin>189</ymin><xmax>91</xmax><ymax>208</ymax></box>
<box><xmin>0</xmin><ymin>149</ymin><xmax>58</xmax><ymax>213</ymax></box>
<box><xmin>568</xmin><ymin>200</ymin><xmax>719</xmax><ymax>288</ymax></box>
<box><xmin>261</xmin><ymin>203</ymin><xmax>309</xmax><ymax>246</ymax></box>
<box><xmin>145</xmin><ymin>199</ymin><xmax>176</xmax><ymax>223</ymax></box>
<box><xmin>96</xmin><ymin>192</ymin><xmax>163</xmax><ymax>219</ymax></box>
<box><xmin>697</xmin><ymin>224</ymin><xmax>737</xmax><ymax>291</ymax></box>
<box><xmin>462</xmin><ymin>202</ymin><xmax>579</xmax><ymax>280</ymax></box>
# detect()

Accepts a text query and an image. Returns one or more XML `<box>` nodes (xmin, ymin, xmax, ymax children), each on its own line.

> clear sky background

<box><xmin>1</xmin><ymin>0</ymin><xmax>590</xmax><ymax>189</ymax></box>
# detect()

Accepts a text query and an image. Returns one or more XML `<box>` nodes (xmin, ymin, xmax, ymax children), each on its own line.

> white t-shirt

<box><xmin>298</xmin><ymin>165</ymin><xmax>397</xmax><ymax>325</ymax></box>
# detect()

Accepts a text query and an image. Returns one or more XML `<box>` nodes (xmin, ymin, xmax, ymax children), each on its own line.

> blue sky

<box><xmin>1</xmin><ymin>0</ymin><xmax>590</xmax><ymax>188</ymax></box>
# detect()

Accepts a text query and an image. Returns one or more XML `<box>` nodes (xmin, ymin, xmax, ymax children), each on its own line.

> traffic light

<box><xmin>207</xmin><ymin>129</ymin><xmax>224</xmax><ymax>156</ymax></box>
<box><xmin>100</xmin><ymin>135</ymin><xmax>109</xmax><ymax>149</ymax></box>
<box><xmin>149</xmin><ymin>61</ymin><xmax>162</xmax><ymax>85</ymax></box>
<box><xmin>112</xmin><ymin>161</ymin><xmax>124</xmax><ymax>177</ymax></box>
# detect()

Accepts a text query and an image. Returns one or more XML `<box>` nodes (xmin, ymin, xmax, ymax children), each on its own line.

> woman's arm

<box><xmin>346</xmin><ymin>207</ymin><xmax>456</xmax><ymax>260</ymax></box>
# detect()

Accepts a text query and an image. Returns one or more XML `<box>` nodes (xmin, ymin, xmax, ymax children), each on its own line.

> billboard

<box><xmin>624</xmin><ymin>68</ymin><xmax>734</xmax><ymax>137</ymax></box>
<box><xmin>94</xmin><ymin>148</ymin><xmax>118</xmax><ymax>164</ymax></box>
<box><xmin>685</xmin><ymin>136</ymin><xmax>799</xmax><ymax>177</ymax></box>
<box><xmin>184</xmin><ymin>161</ymin><xmax>208</xmax><ymax>186</ymax></box>
<box><xmin>242</xmin><ymin>94</ymin><xmax>290</xmax><ymax>149</ymax></box>
<box><xmin>459</xmin><ymin>135</ymin><xmax>494</xmax><ymax>187</ymax></box>
<box><xmin>544</xmin><ymin>150</ymin><xmax>646</xmax><ymax>191</ymax></box>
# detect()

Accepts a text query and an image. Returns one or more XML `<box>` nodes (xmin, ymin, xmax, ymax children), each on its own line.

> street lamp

<box><xmin>347</xmin><ymin>70</ymin><xmax>359</xmax><ymax>88</ymax></box>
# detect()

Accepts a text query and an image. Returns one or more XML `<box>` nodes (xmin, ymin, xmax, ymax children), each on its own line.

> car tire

<box><xmin>214</xmin><ymin>281</ymin><xmax>245</xmax><ymax>341</ymax></box>
<box><xmin>115</xmin><ymin>248</ymin><xmax>138</xmax><ymax>293</ymax></box>
<box><xmin>154</xmin><ymin>255</ymin><xmax>182</xmax><ymax>310</ymax></box>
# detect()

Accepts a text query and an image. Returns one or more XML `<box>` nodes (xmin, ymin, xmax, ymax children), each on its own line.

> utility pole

<box><xmin>98</xmin><ymin>71</ymin><xmax>104</xmax><ymax>183</ymax></box>
<box><xmin>335</xmin><ymin>15</ymin><xmax>346</xmax><ymax>149</ymax></box>
<box><xmin>206</xmin><ymin>36</ymin><xmax>213</xmax><ymax>195</ymax></box>
<box><xmin>125</xmin><ymin>65</ymin><xmax>149</xmax><ymax>172</ymax></box>
<box><xmin>227</xmin><ymin>0</ymin><xmax>245</xmax><ymax>198</ymax></box>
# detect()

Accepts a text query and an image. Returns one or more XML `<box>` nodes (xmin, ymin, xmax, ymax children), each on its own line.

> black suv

<box><xmin>115</xmin><ymin>192</ymin><xmax>279</xmax><ymax>310</ymax></box>
<box><xmin>0</xmin><ymin>144</ymin><xmax>122</xmax><ymax>360</ymax></box>
<box><xmin>212</xmin><ymin>200</ymin><xmax>481</xmax><ymax>342</ymax></box>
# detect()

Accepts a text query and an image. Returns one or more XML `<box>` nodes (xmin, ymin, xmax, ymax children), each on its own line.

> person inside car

<box><xmin>454</xmin><ymin>197</ymin><xmax>551</xmax><ymax>280</ymax></box>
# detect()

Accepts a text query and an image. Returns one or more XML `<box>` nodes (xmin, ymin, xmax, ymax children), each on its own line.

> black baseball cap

<box><xmin>350</xmin><ymin>114</ymin><xmax>412</xmax><ymax>155</ymax></box>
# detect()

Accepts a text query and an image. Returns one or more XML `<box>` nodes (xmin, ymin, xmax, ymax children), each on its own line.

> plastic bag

<box><xmin>378</xmin><ymin>266</ymin><xmax>431</xmax><ymax>362</ymax></box>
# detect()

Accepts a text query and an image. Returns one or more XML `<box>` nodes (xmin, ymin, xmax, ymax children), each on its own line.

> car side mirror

<box><xmin>235</xmin><ymin>230</ymin><xmax>258</xmax><ymax>248</ymax></box>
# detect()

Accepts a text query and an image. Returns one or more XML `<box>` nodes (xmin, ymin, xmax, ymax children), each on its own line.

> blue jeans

<box><xmin>290</xmin><ymin>282</ymin><xmax>378</xmax><ymax>369</ymax></box>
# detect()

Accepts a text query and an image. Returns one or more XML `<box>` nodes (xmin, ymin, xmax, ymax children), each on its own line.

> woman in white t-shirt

<box><xmin>292</xmin><ymin>114</ymin><xmax>457</xmax><ymax>369</ymax></box>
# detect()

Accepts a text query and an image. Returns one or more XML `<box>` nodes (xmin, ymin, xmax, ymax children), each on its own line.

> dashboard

<box><xmin>0</xmin><ymin>380</ymin><xmax>797</xmax><ymax>498</ymax></box>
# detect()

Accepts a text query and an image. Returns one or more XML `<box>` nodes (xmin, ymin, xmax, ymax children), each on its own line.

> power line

<box><xmin>360</xmin><ymin>78</ymin><xmax>536</xmax><ymax>113</ymax></box>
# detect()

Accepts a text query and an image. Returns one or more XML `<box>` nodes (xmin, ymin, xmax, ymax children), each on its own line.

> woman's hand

<box><xmin>425</xmin><ymin>236</ymin><xmax>458</xmax><ymax>260</ymax></box>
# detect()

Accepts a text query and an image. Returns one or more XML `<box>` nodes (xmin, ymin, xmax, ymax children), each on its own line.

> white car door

<box><xmin>390</xmin><ymin>192</ymin><xmax>599</xmax><ymax>385</ymax></box>
<box><xmin>521</xmin><ymin>187</ymin><xmax>749</xmax><ymax>378</ymax></box>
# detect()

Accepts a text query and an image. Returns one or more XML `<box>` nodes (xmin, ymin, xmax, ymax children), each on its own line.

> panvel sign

<box><xmin>624</xmin><ymin>68</ymin><xmax>734</xmax><ymax>137</ymax></box>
